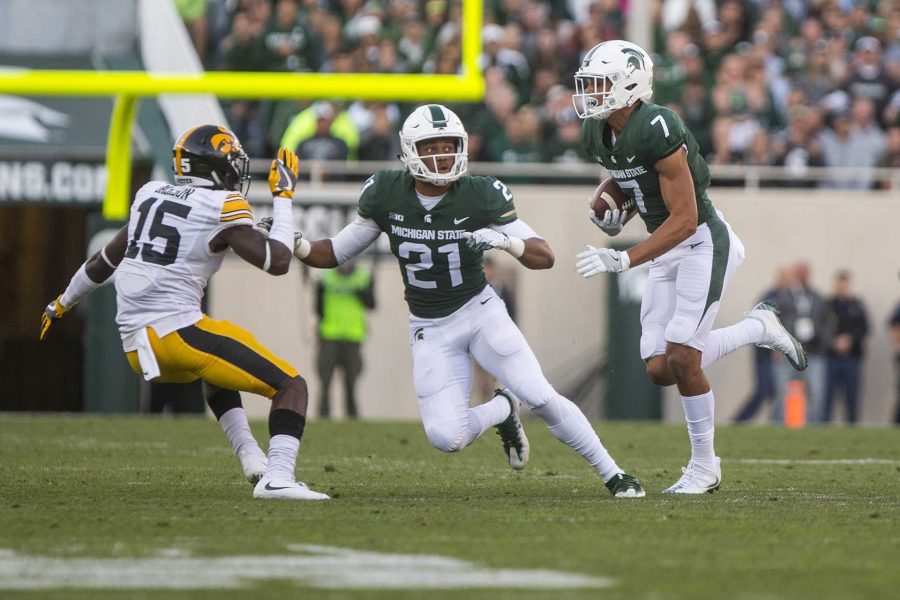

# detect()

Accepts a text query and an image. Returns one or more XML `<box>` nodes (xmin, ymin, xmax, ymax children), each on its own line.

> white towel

<box><xmin>134</xmin><ymin>327</ymin><xmax>161</xmax><ymax>381</ymax></box>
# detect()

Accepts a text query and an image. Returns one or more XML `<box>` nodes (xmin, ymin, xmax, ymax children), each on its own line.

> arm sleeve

<box><xmin>490</xmin><ymin>219</ymin><xmax>541</xmax><ymax>240</ymax></box>
<box><xmin>330</xmin><ymin>216</ymin><xmax>382</xmax><ymax>264</ymax></box>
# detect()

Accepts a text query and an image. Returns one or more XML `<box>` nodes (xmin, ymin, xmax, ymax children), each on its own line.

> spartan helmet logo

<box><xmin>622</xmin><ymin>48</ymin><xmax>645</xmax><ymax>74</ymax></box>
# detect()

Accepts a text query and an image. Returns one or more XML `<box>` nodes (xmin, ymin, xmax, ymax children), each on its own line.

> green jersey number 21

<box><xmin>399</xmin><ymin>241</ymin><xmax>463</xmax><ymax>289</ymax></box>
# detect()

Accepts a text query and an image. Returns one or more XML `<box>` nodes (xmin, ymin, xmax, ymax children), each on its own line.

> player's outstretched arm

<box><xmin>297</xmin><ymin>215</ymin><xmax>381</xmax><ymax>269</ymax></box>
<box><xmin>517</xmin><ymin>238</ymin><xmax>554</xmax><ymax>270</ymax></box>
<box><xmin>464</xmin><ymin>220</ymin><xmax>554</xmax><ymax>270</ymax></box>
<box><xmin>40</xmin><ymin>226</ymin><xmax>128</xmax><ymax>340</ymax></box>
<box><xmin>219</xmin><ymin>225</ymin><xmax>292</xmax><ymax>275</ymax></box>
<box><xmin>624</xmin><ymin>148</ymin><xmax>697</xmax><ymax>268</ymax></box>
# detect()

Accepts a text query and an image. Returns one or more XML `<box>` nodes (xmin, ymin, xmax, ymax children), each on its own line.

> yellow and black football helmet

<box><xmin>172</xmin><ymin>124</ymin><xmax>250</xmax><ymax>194</ymax></box>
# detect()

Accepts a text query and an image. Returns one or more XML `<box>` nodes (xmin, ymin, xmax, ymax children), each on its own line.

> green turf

<box><xmin>0</xmin><ymin>416</ymin><xmax>898</xmax><ymax>599</ymax></box>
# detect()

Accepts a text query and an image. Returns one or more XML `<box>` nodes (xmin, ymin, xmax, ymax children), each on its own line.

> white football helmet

<box><xmin>572</xmin><ymin>40</ymin><xmax>654</xmax><ymax>120</ymax></box>
<box><xmin>399</xmin><ymin>104</ymin><xmax>468</xmax><ymax>185</ymax></box>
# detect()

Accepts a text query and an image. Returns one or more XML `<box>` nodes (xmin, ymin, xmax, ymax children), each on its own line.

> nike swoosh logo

<box><xmin>264</xmin><ymin>482</ymin><xmax>293</xmax><ymax>491</ymax></box>
<box><xmin>454</xmin><ymin>217</ymin><xmax>470</xmax><ymax>224</ymax></box>
<box><xmin>480</xmin><ymin>297</ymin><xmax>491</xmax><ymax>305</ymax></box>
<box><xmin>626</xmin><ymin>155</ymin><xmax>636</xmax><ymax>163</ymax></box>
<box><xmin>611</xmin><ymin>256</ymin><xmax>619</xmax><ymax>262</ymax></box>
<box><xmin>689</xmin><ymin>242</ymin><xmax>703</xmax><ymax>249</ymax></box>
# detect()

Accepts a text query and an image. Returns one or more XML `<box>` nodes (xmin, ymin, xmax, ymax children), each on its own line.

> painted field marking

<box><xmin>0</xmin><ymin>545</ymin><xmax>614</xmax><ymax>591</ymax></box>
<box><xmin>729</xmin><ymin>458</ymin><xmax>899</xmax><ymax>465</ymax></box>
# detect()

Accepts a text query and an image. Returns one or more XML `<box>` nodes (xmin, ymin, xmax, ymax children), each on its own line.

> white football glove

<box><xmin>589</xmin><ymin>205</ymin><xmax>627</xmax><ymax>237</ymax></box>
<box><xmin>462</xmin><ymin>229</ymin><xmax>511</xmax><ymax>253</ymax></box>
<box><xmin>576</xmin><ymin>245</ymin><xmax>631</xmax><ymax>277</ymax></box>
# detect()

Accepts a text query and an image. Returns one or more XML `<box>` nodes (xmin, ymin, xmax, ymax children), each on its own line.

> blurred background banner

<box><xmin>0</xmin><ymin>0</ymin><xmax>898</xmax><ymax>424</ymax></box>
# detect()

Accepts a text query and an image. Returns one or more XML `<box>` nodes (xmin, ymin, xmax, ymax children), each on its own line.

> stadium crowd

<box><xmin>174</xmin><ymin>0</ymin><xmax>900</xmax><ymax>187</ymax></box>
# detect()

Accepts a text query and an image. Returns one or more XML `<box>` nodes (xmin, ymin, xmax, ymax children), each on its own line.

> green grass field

<box><xmin>0</xmin><ymin>415</ymin><xmax>897</xmax><ymax>599</ymax></box>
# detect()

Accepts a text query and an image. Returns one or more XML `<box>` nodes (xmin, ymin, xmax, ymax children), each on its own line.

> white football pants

<box><xmin>410</xmin><ymin>285</ymin><xmax>562</xmax><ymax>450</ymax></box>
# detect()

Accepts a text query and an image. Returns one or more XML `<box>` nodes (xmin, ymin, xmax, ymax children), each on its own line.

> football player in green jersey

<box><xmin>291</xmin><ymin>104</ymin><xmax>644</xmax><ymax>497</ymax></box>
<box><xmin>572</xmin><ymin>41</ymin><xmax>808</xmax><ymax>494</ymax></box>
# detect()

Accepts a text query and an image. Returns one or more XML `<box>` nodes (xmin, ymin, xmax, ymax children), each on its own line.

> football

<box><xmin>590</xmin><ymin>177</ymin><xmax>637</xmax><ymax>224</ymax></box>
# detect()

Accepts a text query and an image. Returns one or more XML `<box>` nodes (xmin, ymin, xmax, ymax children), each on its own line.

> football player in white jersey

<box><xmin>267</xmin><ymin>104</ymin><xmax>645</xmax><ymax>498</ymax></box>
<box><xmin>40</xmin><ymin>125</ymin><xmax>328</xmax><ymax>501</ymax></box>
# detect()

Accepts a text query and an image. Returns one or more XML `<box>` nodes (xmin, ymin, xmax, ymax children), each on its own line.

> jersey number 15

<box><xmin>124</xmin><ymin>197</ymin><xmax>192</xmax><ymax>266</ymax></box>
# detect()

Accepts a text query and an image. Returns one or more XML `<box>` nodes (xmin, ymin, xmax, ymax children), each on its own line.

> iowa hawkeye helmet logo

<box><xmin>210</xmin><ymin>128</ymin><xmax>236</xmax><ymax>154</ymax></box>
<box><xmin>622</xmin><ymin>48</ymin><xmax>646</xmax><ymax>73</ymax></box>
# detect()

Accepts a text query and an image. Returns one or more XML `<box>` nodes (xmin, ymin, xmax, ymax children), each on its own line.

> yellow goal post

<box><xmin>0</xmin><ymin>0</ymin><xmax>484</xmax><ymax>219</ymax></box>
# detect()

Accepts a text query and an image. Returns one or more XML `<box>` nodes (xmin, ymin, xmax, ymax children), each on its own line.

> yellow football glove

<box><xmin>268</xmin><ymin>147</ymin><xmax>299</xmax><ymax>199</ymax></box>
<box><xmin>39</xmin><ymin>295</ymin><xmax>70</xmax><ymax>340</ymax></box>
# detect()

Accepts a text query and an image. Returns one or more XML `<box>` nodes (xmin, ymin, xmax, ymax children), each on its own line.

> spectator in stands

<box><xmin>296</xmin><ymin>101</ymin><xmax>350</xmax><ymax>165</ymax></box>
<box><xmin>824</xmin><ymin>270</ymin><xmax>869</xmax><ymax>424</ymax></box>
<box><xmin>771</xmin><ymin>261</ymin><xmax>831</xmax><ymax>425</ymax></box>
<box><xmin>481</xmin><ymin>23</ymin><xmax>530</xmax><ymax>100</ymax></box>
<box><xmin>819</xmin><ymin>97</ymin><xmax>887</xmax><ymax>189</ymax></box>
<box><xmin>264</xmin><ymin>0</ymin><xmax>321</xmax><ymax>72</ymax></box>
<box><xmin>358</xmin><ymin>104</ymin><xmax>400</xmax><ymax>161</ymax></box>
<box><xmin>710</xmin><ymin>54</ymin><xmax>765</xmax><ymax>165</ymax></box>
<box><xmin>771</xmin><ymin>104</ymin><xmax>825</xmax><ymax>188</ymax></box>
<box><xmin>281</xmin><ymin>100</ymin><xmax>360</xmax><ymax>162</ymax></box>
<box><xmin>219</xmin><ymin>9</ymin><xmax>270</xmax><ymax>72</ymax></box>
<box><xmin>844</xmin><ymin>36</ymin><xmax>896</xmax><ymax>127</ymax></box>
<box><xmin>490</xmin><ymin>105</ymin><xmax>542</xmax><ymax>165</ymax></box>
<box><xmin>174</xmin><ymin>0</ymin><xmax>209</xmax><ymax>62</ymax></box>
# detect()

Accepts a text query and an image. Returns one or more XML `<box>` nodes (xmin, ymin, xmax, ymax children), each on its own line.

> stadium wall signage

<box><xmin>0</xmin><ymin>160</ymin><xmax>106</xmax><ymax>204</ymax></box>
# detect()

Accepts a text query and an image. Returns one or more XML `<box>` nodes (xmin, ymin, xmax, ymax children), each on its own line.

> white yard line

<box><xmin>0</xmin><ymin>546</ymin><xmax>614</xmax><ymax>590</ymax></box>
<box><xmin>729</xmin><ymin>458</ymin><xmax>899</xmax><ymax>465</ymax></box>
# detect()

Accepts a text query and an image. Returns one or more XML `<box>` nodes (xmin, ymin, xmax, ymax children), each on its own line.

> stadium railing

<box><xmin>246</xmin><ymin>159</ymin><xmax>900</xmax><ymax>190</ymax></box>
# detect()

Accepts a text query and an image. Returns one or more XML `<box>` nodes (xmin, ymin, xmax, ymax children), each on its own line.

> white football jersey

<box><xmin>115</xmin><ymin>181</ymin><xmax>254</xmax><ymax>345</ymax></box>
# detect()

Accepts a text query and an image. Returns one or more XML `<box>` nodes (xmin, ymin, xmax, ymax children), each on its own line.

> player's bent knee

<box><xmin>666</xmin><ymin>346</ymin><xmax>701</xmax><ymax>381</ymax></box>
<box><xmin>424</xmin><ymin>425</ymin><xmax>466</xmax><ymax>453</ymax></box>
<box><xmin>645</xmin><ymin>358</ymin><xmax>675</xmax><ymax>387</ymax></box>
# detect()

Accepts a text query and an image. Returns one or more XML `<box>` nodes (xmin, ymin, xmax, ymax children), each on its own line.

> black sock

<box><xmin>206</xmin><ymin>388</ymin><xmax>242</xmax><ymax>420</ymax></box>
<box><xmin>269</xmin><ymin>409</ymin><xmax>305</xmax><ymax>441</ymax></box>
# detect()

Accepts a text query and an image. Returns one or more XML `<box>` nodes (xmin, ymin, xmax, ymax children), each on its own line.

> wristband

<box><xmin>504</xmin><ymin>236</ymin><xmax>525</xmax><ymax>258</ymax></box>
<box><xmin>267</xmin><ymin>197</ymin><xmax>295</xmax><ymax>250</ymax></box>
<box><xmin>620</xmin><ymin>250</ymin><xmax>631</xmax><ymax>270</ymax></box>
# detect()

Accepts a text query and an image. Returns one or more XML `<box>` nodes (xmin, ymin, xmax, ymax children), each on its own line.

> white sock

<box><xmin>531</xmin><ymin>395</ymin><xmax>622</xmax><ymax>482</ymax></box>
<box><xmin>681</xmin><ymin>390</ymin><xmax>716</xmax><ymax>462</ymax></box>
<box><xmin>218</xmin><ymin>407</ymin><xmax>263</xmax><ymax>457</ymax></box>
<box><xmin>464</xmin><ymin>394</ymin><xmax>512</xmax><ymax>446</ymax></box>
<box><xmin>265</xmin><ymin>434</ymin><xmax>299</xmax><ymax>481</ymax></box>
<box><xmin>701</xmin><ymin>318</ymin><xmax>764</xmax><ymax>369</ymax></box>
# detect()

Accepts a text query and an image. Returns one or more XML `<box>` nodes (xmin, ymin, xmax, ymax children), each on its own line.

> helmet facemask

<box><xmin>572</xmin><ymin>41</ymin><xmax>654</xmax><ymax>120</ymax></box>
<box><xmin>573</xmin><ymin>72</ymin><xmax>627</xmax><ymax>120</ymax></box>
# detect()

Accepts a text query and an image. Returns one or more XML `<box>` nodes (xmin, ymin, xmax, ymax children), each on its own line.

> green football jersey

<box><xmin>358</xmin><ymin>170</ymin><xmax>518</xmax><ymax>318</ymax></box>
<box><xmin>580</xmin><ymin>102</ymin><xmax>715</xmax><ymax>233</ymax></box>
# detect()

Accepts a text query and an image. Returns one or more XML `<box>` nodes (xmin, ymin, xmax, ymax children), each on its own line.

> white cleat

<box><xmin>237</xmin><ymin>447</ymin><xmax>268</xmax><ymax>485</ymax></box>
<box><xmin>253</xmin><ymin>477</ymin><xmax>330</xmax><ymax>500</ymax></box>
<box><xmin>662</xmin><ymin>458</ymin><xmax>721</xmax><ymax>494</ymax></box>
<box><xmin>745</xmin><ymin>301</ymin><xmax>808</xmax><ymax>371</ymax></box>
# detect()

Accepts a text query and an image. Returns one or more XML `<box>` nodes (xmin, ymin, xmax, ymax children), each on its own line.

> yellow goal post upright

<box><xmin>0</xmin><ymin>0</ymin><xmax>484</xmax><ymax>220</ymax></box>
